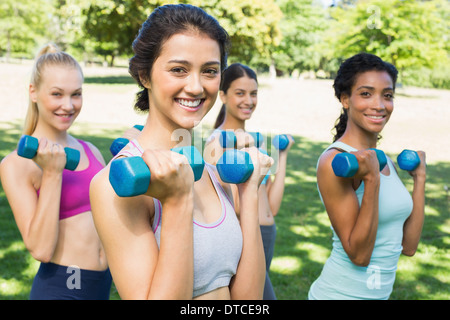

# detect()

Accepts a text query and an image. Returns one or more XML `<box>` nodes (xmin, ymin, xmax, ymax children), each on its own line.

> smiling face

<box><xmin>341</xmin><ymin>70</ymin><xmax>394</xmax><ymax>138</ymax></box>
<box><xmin>30</xmin><ymin>65</ymin><xmax>83</xmax><ymax>132</ymax></box>
<box><xmin>220</xmin><ymin>75</ymin><xmax>258</xmax><ymax>122</ymax></box>
<box><xmin>144</xmin><ymin>31</ymin><xmax>222</xmax><ymax>130</ymax></box>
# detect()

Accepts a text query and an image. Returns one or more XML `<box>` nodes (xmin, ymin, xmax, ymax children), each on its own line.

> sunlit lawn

<box><xmin>0</xmin><ymin>117</ymin><xmax>448</xmax><ymax>300</ymax></box>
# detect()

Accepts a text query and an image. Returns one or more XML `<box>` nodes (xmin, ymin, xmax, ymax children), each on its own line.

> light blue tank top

<box><xmin>308</xmin><ymin>141</ymin><xmax>413</xmax><ymax>300</ymax></box>
<box><xmin>114</xmin><ymin>140</ymin><xmax>243</xmax><ymax>298</ymax></box>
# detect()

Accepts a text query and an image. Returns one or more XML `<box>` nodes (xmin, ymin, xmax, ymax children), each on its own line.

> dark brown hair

<box><xmin>332</xmin><ymin>52</ymin><xmax>398</xmax><ymax>142</ymax></box>
<box><xmin>214</xmin><ymin>63</ymin><xmax>258</xmax><ymax>128</ymax></box>
<box><xmin>129</xmin><ymin>4</ymin><xmax>230</xmax><ymax>112</ymax></box>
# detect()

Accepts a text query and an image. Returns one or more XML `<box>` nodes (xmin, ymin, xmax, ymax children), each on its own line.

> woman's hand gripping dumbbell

<box><xmin>110</xmin><ymin>145</ymin><xmax>273</xmax><ymax>196</ymax></box>
<box><xmin>331</xmin><ymin>148</ymin><xmax>387</xmax><ymax>178</ymax></box>
<box><xmin>109</xmin><ymin>146</ymin><xmax>205</xmax><ymax>197</ymax></box>
<box><xmin>17</xmin><ymin>135</ymin><xmax>80</xmax><ymax>171</ymax></box>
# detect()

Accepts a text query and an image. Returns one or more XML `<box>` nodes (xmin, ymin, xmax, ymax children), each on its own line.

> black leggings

<box><xmin>29</xmin><ymin>262</ymin><xmax>112</xmax><ymax>300</ymax></box>
<box><xmin>260</xmin><ymin>224</ymin><xmax>277</xmax><ymax>300</ymax></box>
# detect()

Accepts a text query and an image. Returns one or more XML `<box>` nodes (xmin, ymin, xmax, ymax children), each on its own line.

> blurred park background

<box><xmin>1</xmin><ymin>0</ymin><xmax>449</xmax><ymax>88</ymax></box>
<box><xmin>0</xmin><ymin>0</ymin><xmax>449</xmax><ymax>299</ymax></box>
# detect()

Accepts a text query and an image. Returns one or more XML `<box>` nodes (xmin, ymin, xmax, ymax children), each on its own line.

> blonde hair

<box><xmin>23</xmin><ymin>43</ymin><xmax>84</xmax><ymax>135</ymax></box>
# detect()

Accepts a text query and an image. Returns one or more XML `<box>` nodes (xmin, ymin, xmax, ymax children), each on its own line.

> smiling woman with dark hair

<box><xmin>89</xmin><ymin>4</ymin><xmax>273</xmax><ymax>300</ymax></box>
<box><xmin>308</xmin><ymin>53</ymin><xmax>426</xmax><ymax>300</ymax></box>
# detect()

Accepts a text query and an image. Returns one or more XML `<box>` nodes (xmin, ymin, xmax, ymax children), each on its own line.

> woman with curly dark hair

<box><xmin>308</xmin><ymin>53</ymin><xmax>426</xmax><ymax>300</ymax></box>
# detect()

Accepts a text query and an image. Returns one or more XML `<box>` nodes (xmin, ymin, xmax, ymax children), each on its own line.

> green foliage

<box><xmin>82</xmin><ymin>0</ymin><xmax>155</xmax><ymax>66</ymax></box>
<box><xmin>326</xmin><ymin>0</ymin><xmax>450</xmax><ymax>76</ymax></box>
<box><xmin>0</xmin><ymin>0</ymin><xmax>449</xmax><ymax>88</ymax></box>
<box><xmin>195</xmin><ymin>0</ymin><xmax>282</xmax><ymax>64</ymax></box>
<box><xmin>271</xmin><ymin>0</ymin><xmax>328</xmax><ymax>74</ymax></box>
<box><xmin>0</xmin><ymin>0</ymin><xmax>52</xmax><ymax>58</ymax></box>
<box><xmin>81</xmin><ymin>0</ymin><xmax>282</xmax><ymax>67</ymax></box>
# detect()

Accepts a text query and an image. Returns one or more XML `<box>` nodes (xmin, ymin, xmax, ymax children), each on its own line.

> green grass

<box><xmin>0</xmin><ymin>120</ymin><xmax>448</xmax><ymax>300</ymax></box>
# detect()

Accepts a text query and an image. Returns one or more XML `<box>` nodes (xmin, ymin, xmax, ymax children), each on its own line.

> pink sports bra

<box><xmin>37</xmin><ymin>140</ymin><xmax>104</xmax><ymax>220</ymax></box>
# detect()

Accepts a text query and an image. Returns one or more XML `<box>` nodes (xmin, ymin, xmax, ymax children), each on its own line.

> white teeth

<box><xmin>178</xmin><ymin>99</ymin><xmax>201</xmax><ymax>108</ymax></box>
<box><xmin>367</xmin><ymin>115</ymin><xmax>383</xmax><ymax>119</ymax></box>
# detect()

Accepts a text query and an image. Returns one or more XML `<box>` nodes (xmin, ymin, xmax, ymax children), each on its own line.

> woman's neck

<box><xmin>138</xmin><ymin>114</ymin><xmax>194</xmax><ymax>150</ymax></box>
<box><xmin>220</xmin><ymin>113</ymin><xmax>245</xmax><ymax>131</ymax></box>
<box><xmin>32</xmin><ymin>122</ymin><xmax>69</xmax><ymax>145</ymax></box>
<box><xmin>339</xmin><ymin>127</ymin><xmax>379</xmax><ymax>150</ymax></box>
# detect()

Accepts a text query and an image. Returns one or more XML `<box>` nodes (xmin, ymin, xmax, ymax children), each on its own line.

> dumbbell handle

<box><xmin>109</xmin><ymin>146</ymin><xmax>205</xmax><ymax>197</ymax></box>
<box><xmin>217</xmin><ymin>130</ymin><xmax>264</xmax><ymax>149</ymax></box>
<box><xmin>332</xmin><ymin>148</ymin><xmax>387</xmax><ymax>178</ymax></box>
<box><xmin>219</xmin><ymin>130</ymin><xmax>291</xmax><ymax>150</ymax></box>
<box><xmin>17</xmin><ymin>135</ymin><xmax>80</xmax><ymax>171</ymax></box>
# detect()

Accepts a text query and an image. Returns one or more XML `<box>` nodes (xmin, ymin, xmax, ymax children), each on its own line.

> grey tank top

<box><xmin>114</xmin><ymin>140</ymin><xmax>243</xmax><ymax>297</ymax></box>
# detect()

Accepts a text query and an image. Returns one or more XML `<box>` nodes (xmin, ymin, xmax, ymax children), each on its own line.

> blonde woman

<box><xmin>0</xmin><ymin>44</ymin><xmax>111</xmax><ymax>299</ymax></box>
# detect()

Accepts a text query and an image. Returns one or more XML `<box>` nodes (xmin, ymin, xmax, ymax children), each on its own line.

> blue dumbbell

<box><xmin>216</xmin><ymin>149</ymin><xmax>254</xmax><ymax>184</ymax></box>
<box><xmin>248</xmin><ymin>132</ymin><xmax>264</xmax><ymax>148</ymax></box>
<box><xmin>258</xmin><ymin>148</ymin><xmax>270</xmax><ymax>185</ymax></box>
<box><xmin>109</xmin><ymin>146</ymin><xmax>205</xmax><ymax>197</ymax></box>
<box><xmin>17</xmin><ymin>135</ymin><xmax>80</xmax><ymax>171</ymax></box>
<box><xmin>110</xmin><ymin>125</ymin><xmax>144</xmax><ymax>156</ymax></box>
<box><xmin>217</xmin><ymin>130</ymin><xmax>264</xmax><ymax>148</ymax></box>
<box><xmin>332</xmin><ymin>148</ymin><xmax>387</xmax><ymax>178</ymax></box>
<box><xmin>272</xmin><ymin>134</ymin><xmax>291</xmax><ymax>150</ymax></box>
<box><xmin>217</xmin><ymin>130</ymin><xmax>236</xmax><ymax>148</ymax></box>
<box><xmin>397</xmin><ymin>149</ymin><xmax>420</xmax><ymax>171</ymax></box>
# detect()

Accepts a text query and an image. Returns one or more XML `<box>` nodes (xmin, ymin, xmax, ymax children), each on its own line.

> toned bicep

<box><xmin>0</xmin><ymin>155</ymin><xmax>39</xmax><ymax>237</ymax></box>
<box><xmin>90</xmin><ymin>169</ymin><xmax>158</xmax><ymax>299</ymax></box>
<box><xmin>317</xmin><ymin>153</ymin><xmax>360</xmax><ymax>249</ymax></box>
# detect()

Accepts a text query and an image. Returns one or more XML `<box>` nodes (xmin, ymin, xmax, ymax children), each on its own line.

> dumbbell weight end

<box><xmin>216</xmin><ymin>149</ymin><xmax>254</xmax><ymax>184</ymax></box>
<box><xmin>110</xmin><ymin>138</ymin><xmax>129</xmax><ymax>157</ymax></box>
<box><xmin>109</xmin><ymin>157</ymin><xmax>151</xmax><ymax>197</ymax></box>
<box><xmin>110</xmin><ymin>125</ymin><xmax>144</xmax><ymax>156</ymax></box>
<box><xmin>331</xmin><ymin>153</ymin><xmax>359</xmax><ymax>178</ymax></box>
<box><xmin>272</xmin><ymin>134</ymin><xmax>290</xmax><ymax>150</ymax></box>
<box><xmin>397</xmin><ymin>149</ymin><xmax>420</xmax><ymax>171</ymax></box>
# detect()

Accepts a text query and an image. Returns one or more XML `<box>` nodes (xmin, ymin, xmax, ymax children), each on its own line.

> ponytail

<box><xmin>214</xmin><ymin>104</ymin><xmax>226</xmax><ymax>129</ymax></box>
<box><xmin>332</xmin><ymin>108</ymin><xmax>348</xmax><ymax>142</ymax></box>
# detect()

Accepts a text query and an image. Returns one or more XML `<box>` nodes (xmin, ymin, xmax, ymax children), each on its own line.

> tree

<box><xmin>0</xmin><ymin>0</ymin><xmax>52</xmax><ymax>59</ymax></box>
<box><xmin>325</xmin><ymin>0</ymin><xmax>450</xmax><ymax>82</ymax></box>
<box><xmin>81</xmin><ymin>0</ymin><xmax>282</xmax><ymax>67</ymax></box>
<box><xmin>271</xmin><ymin>0</ymin><xmax>328</xmax><ymax>75</ymax></box>
<box><xmin>194</xmin><ymin>0</ymin><xmax>282</xmax><ymax>65</ymax></box>
<box><xmin>83</xmin><ymin>0</ymin><xmax>156</xmax><ymax>66</ymax></box>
